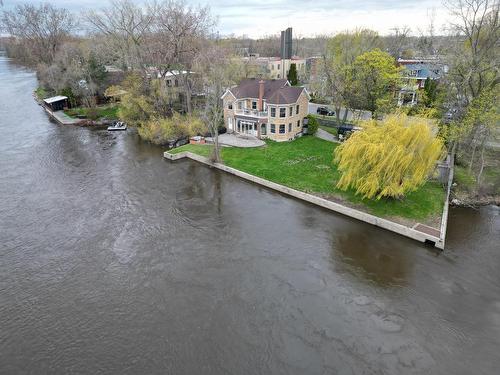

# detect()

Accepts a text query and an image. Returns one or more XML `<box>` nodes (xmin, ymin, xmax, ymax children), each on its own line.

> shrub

<box><xmin>306</xmin><ymin>115</ymin><xmax>319</xmax><ymax>135</ymax></box>
<box><xmin>138</xmin><ymin>112</ymin><xmax>207</xmax><ymax>145</ymax></box>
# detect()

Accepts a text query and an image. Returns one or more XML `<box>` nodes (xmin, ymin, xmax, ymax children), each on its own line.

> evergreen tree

<box><xmin>287</xmin><ymin>63</ymin><xmax>298</xmax><ymax>85</ymax></box>
<box><xmin>423</xmin><ymin>77</ymin><xmax>437</xmax><ymax>107</ymax></box>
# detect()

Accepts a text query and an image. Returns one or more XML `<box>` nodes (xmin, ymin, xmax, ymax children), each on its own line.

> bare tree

<box><xmin>445</xmin><ymin>0</ymin><xmax>499</xmax><ymax>104</ymax></box>
<box><xmin>444</xmin><ymin>0</ymin><xmax>499</xmax><ymax>190</ymax></box>
<box><xmin>84</xmin><ymin>0</ymin><xmax>155</xmax><ymax>70</ymax></box>
<box><xmin>147</xmin><ymin>0</ymin><xmax>214</xmax><ymax>113</ymax></box>
<box><xmin>195</xmin><ymin>44</ymin><xmax>241</xmax><ymax>162</ymax></box>
<box><xmin>1</xmin><ymin>3</ymin><xmax>75</xmax><ymax>64</ymax></box>
<box><xmin>385</xmin><ymin>26</ymin><xmax>412</xmax><ymax>59</ymax></box>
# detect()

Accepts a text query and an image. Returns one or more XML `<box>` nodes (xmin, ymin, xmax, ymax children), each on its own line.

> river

<box><xmin>1</xmin><ymin>53</ymin><xmax>499</xmax><ymax>374</ymax></box>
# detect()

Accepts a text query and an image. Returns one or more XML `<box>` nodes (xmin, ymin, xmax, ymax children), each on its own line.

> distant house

<box><xmin>221</xmin><ymin>78</ymin><xmax>310</xmax><ymax>141</ymax></box>
<box><xmin>397</xmin><ymin>58</ymin><xmax>447</xmax><ymax>106</ymax></box>
<box><xmin>43</xmin><ymin>96</ymin><xmax>68</xmax><ymax>111</ymax></box>
<box><xmin>239</xmin><ymin>28</ymin><xmax>307</xmax><ymax>81</ymax></box>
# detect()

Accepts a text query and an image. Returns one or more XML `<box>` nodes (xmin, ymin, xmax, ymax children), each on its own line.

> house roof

<box><xmin>224</xmin><ymin>78</ymin><xmax>307</xmax><ymax>105</ymax></box>
<box><xmin>402</xmin><ymin>64</ymin><xmax>441</xmax><ymax>80</ymax></box>
<box><xmin>267</xmin><ymin>86</ymin><xmax>305</xmax><ymax>104</ymax></box>
<box><xmin>43</xmin><ymin>95</ymin><xmax>68</xmax><ymax>104</ymax></box>
<box><xmin>229</xmin><ymin>78</ymin><xmax>289</xmax><ymax>100</ymax></box>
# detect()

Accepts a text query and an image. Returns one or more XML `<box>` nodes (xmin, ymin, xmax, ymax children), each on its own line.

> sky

<box><xmin>2</xmin><ymin>0</ymin><xmax>453</xmax><ymax>38</ymax></box>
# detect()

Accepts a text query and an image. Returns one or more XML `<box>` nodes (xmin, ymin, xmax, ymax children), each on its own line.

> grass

<box><xmin>167</xmin><ymin>136</ymin><xmax>445</xmax><ymax>222</ymax></box>
<box><xmin>454</xmin><ymin>166</ymin><xmax>476</xmax><ymax>193</ymax></box>
<box><xmin>319</xmin><ymin>125</ymin><xmax>338</xmax><ymax>136</ymax></box>
<box><xmin>168</xmin><ymin>143</ymin><xmax>214</xmax><ymax>157</ymax></box>
<box><xmin>64</xmin><ymin>104</ymin><xmax>120</xmax><ymax>120</ymax></box>
<box><xmin>35</xmin><ymin>87</ymin><xmax>48</xmax><ymax>100</ymax></box>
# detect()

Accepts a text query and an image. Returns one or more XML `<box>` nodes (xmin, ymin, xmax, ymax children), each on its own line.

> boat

<box><xmin>107</xmin><ymin>121</ymin><xmax>127</xmax><ymax>131</ymax></box>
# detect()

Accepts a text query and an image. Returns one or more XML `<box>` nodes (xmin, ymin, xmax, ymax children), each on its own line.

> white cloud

<box><xmin>3</xmin><ymin>0</ymin><xmax>453</xmax><ymax>37</ymax></box>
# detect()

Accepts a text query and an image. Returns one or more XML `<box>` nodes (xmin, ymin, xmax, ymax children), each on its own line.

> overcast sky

<box><xmin>3</xmin><ymin>0</ymin><xmax>452</xmax><ymax>38</ymax></box>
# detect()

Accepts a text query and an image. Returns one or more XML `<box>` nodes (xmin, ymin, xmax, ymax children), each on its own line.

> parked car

<box><xmin>337</xmin><ymin>125</ymin><xmax>362</xmax><ymax>141</ymax></box>
<box><xmin>316</xmin><ymin>106</ymin><xmax>335</xmax><ymax>116</ymax></box>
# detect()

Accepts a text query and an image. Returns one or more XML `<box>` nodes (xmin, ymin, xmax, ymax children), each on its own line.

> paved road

<box><xmin>308</xmin><ymin>103</ymin><xmax>372</xmax><ymax>121</ymax></box>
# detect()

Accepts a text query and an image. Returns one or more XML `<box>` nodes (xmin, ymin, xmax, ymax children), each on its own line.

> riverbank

<box><xmin>165</xmin><ymin>137</ymin><xmax>448</xmax><ymax>248</ymax></box>
<box><xmin>451</xmin><ymin>153</ymin><xmax>500</xmax><ymax>207</ymax></box>
<box><xmin>33</xmin><ymin>91</ymin><xmax>117</xmax><ymax>127</ymax></box>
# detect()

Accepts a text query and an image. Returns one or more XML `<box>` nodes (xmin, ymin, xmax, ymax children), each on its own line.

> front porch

<box><xmin>232</xmin><ymin>115</ymin><xmax>268</xmax><ymax>139</ymax></box>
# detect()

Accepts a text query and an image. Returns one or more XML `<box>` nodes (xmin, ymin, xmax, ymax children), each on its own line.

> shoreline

<box><xmin>164</xmin><ymin>150</ymin><xmax>448</xmax><ymax>249</ymax></box>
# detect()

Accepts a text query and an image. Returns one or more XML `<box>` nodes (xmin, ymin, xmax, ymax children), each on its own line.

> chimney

<box><xmin>258</xmin><ymin>80</ymin><xmax>265</xmax><ymax>111</ymax></box>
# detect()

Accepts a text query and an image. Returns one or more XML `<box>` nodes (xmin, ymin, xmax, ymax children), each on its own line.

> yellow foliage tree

<box><xmin>334</xmin><ymin>114</ymin><xmax>445</xmax><ymax>199</ymax></box>
<box><xmin>138</xmin><ymin>112</ymin><xmax>207</xmax><ymax>145</ymax></box>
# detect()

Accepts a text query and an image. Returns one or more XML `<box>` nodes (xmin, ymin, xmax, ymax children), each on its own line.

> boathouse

<box><xmin>43</xmin><ymin>96</ymin><xmax>68</xmax><ymax>111</ymax></box>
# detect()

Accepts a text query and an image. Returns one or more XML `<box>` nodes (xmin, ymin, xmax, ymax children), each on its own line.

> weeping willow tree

<box><xmin>334</xmin><ymin>114</ymin><xmax>445</xmax><ymax>199</ymax></box>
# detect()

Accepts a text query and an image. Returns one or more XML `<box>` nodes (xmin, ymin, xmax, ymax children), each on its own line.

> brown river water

<box><xmin>1</xmin><ymin>53</ymin><xmax>499</xmax><ymax>374</ymax></box>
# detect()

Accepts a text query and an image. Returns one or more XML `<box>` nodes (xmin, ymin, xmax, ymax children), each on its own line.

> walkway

<box><xmin>206</xmin><ymin>133</ymin><xmax>265</xmax><ymax>148</ymax></box>
<box><xmin>51</xmin><ymin>110</ymin><xmax>83</xmax><ymax>125</ymax></box>
<box><xmin>316</xmin><ymin>128</ymin><xmax>339</xmax><ymax>143</ymax></box>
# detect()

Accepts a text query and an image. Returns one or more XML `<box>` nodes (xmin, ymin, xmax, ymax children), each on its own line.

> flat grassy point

<box><xmin>64</xmin><ymin>104</ymin><xmax>120</xmax><ymax>120</ymax></box>
<box><xmin>168</xmin><ymin>143</ymin><xmax>214</xmax><ymax>157</ymax></box>
<box><xmin>168</xmin><ymin>136</ymin><xmax>445</xmax><ymax>222</ymax></box>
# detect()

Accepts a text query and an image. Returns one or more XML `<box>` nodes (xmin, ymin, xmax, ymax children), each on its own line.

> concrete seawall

<box><xmin>438</xmin><ymin>151</ymin><xmax>455</xmax><ymax>249</ymax></box>
<box><xmin>165</xmin><ymin>150</ymin><xmax>446</xmax><ymax>249</ymax></box>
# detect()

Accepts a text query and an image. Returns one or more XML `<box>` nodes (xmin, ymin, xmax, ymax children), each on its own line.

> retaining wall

<box><xmin>165</xmin><ymin>151</ymin><xmax>445</xmax><ymax>248</ymax></box>
<box><xmin>438</xmin><ymin>151</ymin><xmax>455</xmax><ymax>249</ymax></box>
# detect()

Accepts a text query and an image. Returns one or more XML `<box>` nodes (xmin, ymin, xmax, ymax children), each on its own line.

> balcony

<box><xmin>234</xmin><ymin>108</ymin><xmax>268</xmax><ymax>118</ymax></box>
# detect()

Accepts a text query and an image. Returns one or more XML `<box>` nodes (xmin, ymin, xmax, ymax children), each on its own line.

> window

<box><xmin>174</xmin><ymin>79</ymin><xmax>179</xmax><ymax>87</ymax></box>
<box><xmin>238</xmin><ymin>101</ymin><xmax>243</xmax><ymax>109</ymax></box>
<box><xmin>277</xmin><ymin>74</ymin><xmax>280</xmax><ymax>78</ymax></box>
<box><xmin>261</xmin><ymin>123</ymin><xmax>267</xmax><ymax>135</ymax></box>
<box><xmin>279</xmin><ymin>124</ymin><xmax>285</xmax><ymax>134</ymax></box>
<box><xmin>270</xmin><ymin>124</ymin><xmax>276</xmax><ymax>133</ymax></box>
<box><xmin>288</xmin><ymin>123</ymin><xmax>292</xmax><ymax>132</ymax></box>
<box><xmin>289</xmin><ymin>106</ymin><xmax>293</xmax><ymax>116</ymax></box>
<box><xmin>228</xmin><ymin>102</ymin><xmax>233</xmax><ymax>110</ymax></box>
<box><xmin>278</xmin><ymin>64</ymin><xmax>280</xmax><ymax>70</ymax></box>
<box><xmin>252</xmin><ymin>101</ymin><xmax>257</xmax><ymax>110</ymax></box>
<box><xmin>297</xmin><ymin>120</ymin><xmax>300</xmax><ymax>127</ymax></box>
<box><xmin>280</xmin><ymin>108</ymin><xmax>286</xmax><ymax>118</ymax></box>
<box><xmin>270</xmin><ymin>107</ymin><xmax>276</xmax><ymax>117</ymax></box>
<box><xmin>296</xmin><ymin>105</ymin><xmax>299</xmax><ymax>114</ymax></box>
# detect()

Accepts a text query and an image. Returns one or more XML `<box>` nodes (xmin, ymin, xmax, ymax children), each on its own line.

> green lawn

<box><xmin>168</xmin><ymin>143</ymin><xmax>214</xmax><ymax>157</ymax></box>
<box><xmin>64</xmin><ymin>104</ymin><xmax>120</xmax><ymax>120</ymax></box>
<box><xmin>168</xmin><ymin>136</ymin><xmax>445</xmax><ymax>222</ymax></box>
<box><xmin>454</xmin><ymin>166</ymin><xmax>476</xmax><ymax>193</ymax></box>
<box><xmin>35</xmin><ymin>87</ymin><xmax>49</xmax><ymax>100</ymax></box>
